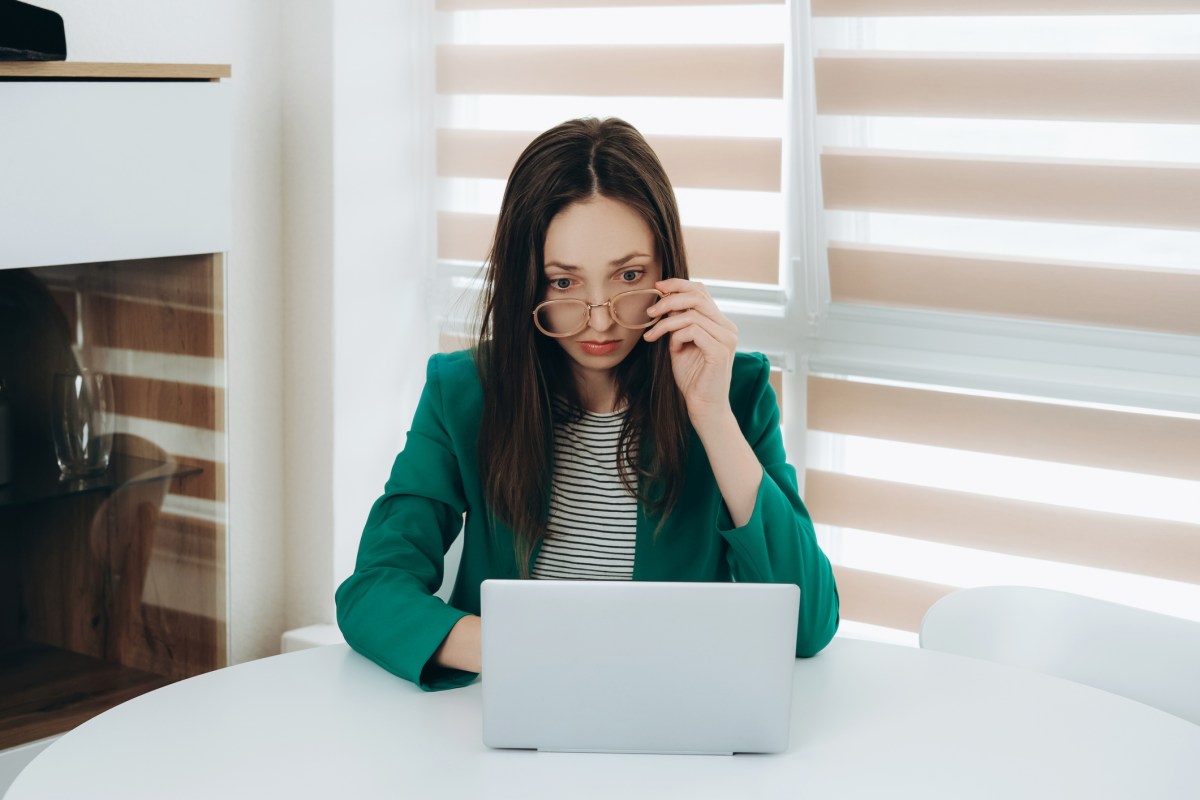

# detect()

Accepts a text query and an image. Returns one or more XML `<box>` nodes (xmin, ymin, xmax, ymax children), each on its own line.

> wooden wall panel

<box><xmin>155</xmin><ymin>512</ymin><xmax>219</xmax><ymax>565</ymax></box>
<box><xmin>14</xmin><ymin>460</ymin><xmax>220</xmax><ymax>676</ymax></box>
<box><xmin>47</xmin><ymin>290</ymin><xmax>222</xmax><ymax>358</ymax></box>
<box><xmin>110</xmin><ymin>375</ymin><xmax>222</xmax><ymax>431</ymax></box>
<box><xmin>89</xmin><ymin>255</ymin><xmax>220</xmax><ymax>309</ymax></box>
<box><xmin>0</xmin><ymin>643</ymin><xmax>170</xmax><ymax>749</ymax></box>
<box><xmin>169</xmin><ymin>457</ymin><xmax>224</xmax><ymax>502</ymax></box>
<box><xmin>16</xmin><ymin>494</ymin><xmax>112</xmax><ymax>660</ymax></box>
<box><xmin>87</xmin><ymin>294</ymin><xmax>222</xmax><ymax>358</ymax></box>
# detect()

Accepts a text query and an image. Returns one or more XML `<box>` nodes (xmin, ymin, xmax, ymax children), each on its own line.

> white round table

<box><xmin>7</xmin><ymin>637</ymin><xmax>1199</xmax><ymax>799</ymax></box>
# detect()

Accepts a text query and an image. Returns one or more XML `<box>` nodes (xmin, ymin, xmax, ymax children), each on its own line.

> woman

<box><xmin>336</xmin><ymin>117</ymin><xmax>839</xmax><ymax>691</ymax></box>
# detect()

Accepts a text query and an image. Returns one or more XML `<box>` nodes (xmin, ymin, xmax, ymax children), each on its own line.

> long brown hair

<box><xmin>475</xmin><ymin>117</ymin><xmax>690</xmax><ymax>575</ymax></box>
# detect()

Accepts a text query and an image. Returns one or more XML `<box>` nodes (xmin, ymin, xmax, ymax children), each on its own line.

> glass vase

<box><xmin>51</xmin><ymin>369</ymin><xmax>114</xmax><ymax>479</ymax></box>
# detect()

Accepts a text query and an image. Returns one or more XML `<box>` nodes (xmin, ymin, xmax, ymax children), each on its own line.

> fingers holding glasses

<box><xmin>642</xmin><ymin>282</ymin><xmax>738</xmax><ymax>423</ymax></box>
<box><xmin>645</xmin><ymin>279</ymin><xmax>737</xmax><ymax>334</ymax></box>
<box><xmin>662</xmin><ymin>318</ymin><xmax>725</xmax><ymax>357</ymax></box>
<box><xmin>643</xmin><ymin>279</ymin><xmax>738</xmax><ymax>344</ymax></box>
<box><xmin>642</xmin><ymin>308</ymin><xmax>737</xmax><ymax>351</ymax></box>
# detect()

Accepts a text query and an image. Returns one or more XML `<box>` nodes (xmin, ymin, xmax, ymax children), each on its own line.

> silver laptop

<box><xmin>481</xmin><ymin>579</ymin><xmax>800</xmax><ymax>755</ymax></box>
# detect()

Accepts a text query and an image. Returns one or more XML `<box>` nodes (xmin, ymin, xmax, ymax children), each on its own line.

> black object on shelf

<box><xmin>0</xmin><ymin>1</ymin><xmax>66</xmax><ymax>61</ymax></box>
<box><xmin>0</xmin><ymin>378</ymin><xmax>11</xmax><ymax>486</ymax></box>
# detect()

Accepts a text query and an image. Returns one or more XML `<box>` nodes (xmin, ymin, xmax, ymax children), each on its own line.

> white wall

<box><xmin>40</xmin><ymin>0</ymin><xmax>436</xmax><ymax>657</ymax></box>
<box><xmin>328</xmin><ymin>0</ymin><xmax>437</xmax><ymax>609</ymax></box>
<box><xmin>280</xmin><ymin>0</ymin><xmax>436</xmax><ymax>631</ymax></box>
<box><xmin>278</xmin><ymin>0</ymin><xmax>335</xmax><ymax>641</ymax></box>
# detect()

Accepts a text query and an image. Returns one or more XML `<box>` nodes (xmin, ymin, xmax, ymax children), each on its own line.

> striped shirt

<box><xmin>531</xmin><ymin>399</ymin><xmax>638</xmax><ymax>580</ymax></box>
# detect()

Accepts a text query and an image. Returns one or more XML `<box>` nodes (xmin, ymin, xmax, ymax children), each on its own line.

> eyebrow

<box><xmin>544</xmin><ymin>252</ymin><xmax>652</xmax><ymax>272</ymax></box>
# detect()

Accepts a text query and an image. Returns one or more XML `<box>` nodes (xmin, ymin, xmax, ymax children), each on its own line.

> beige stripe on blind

<box><xmin>438</xmin><ymin>129</ymin><xmax>782</xmax><ymax>192</ymax></box>
<box><xmin>438</xmin><ymin>211</ymin><xmax>780</xmax><ymax>284</ymax></box>
<box><xmin>827</xmin><ymin>242</ymin><xmax>1200</xmax><ymax>336</ymax></box>
<box><xmin>807</xmin><ymin>470</ymin><xmax>1200</xmax><ymax>584</ymax></box>
<box><xmin>439</xmin><ymin>0</ymin><xmax>782</xmax><ymax>7</ymax></box>
<box><xmin>833</xmin><ymin>566</ymin><xmax>955</xmax><ymax>633</ymax></box>
<box><xmin>683</xmin><ymin>226</ymin><xmax>779</xmax><ymax>284</ymax></box>
<box><xmin>811</xmin><ymin>0</ymin><xmax>1197</xmax><ymax>14</ymax></box>
<box><xmin>815</xmin><ymin>54</ymin><xmax>1200</xmax><ymax>124</ymax></box>
<box><xmin>438</xmin><ymin>211</ymin><xmax>495</xmax><ymax>263</ymax></box>
<box><xmin>440</xmin><ymin>331</ymin><xmax>475</xmax><ymax>353</ymax></box>
<box><xmin>821</xmin><ymin>148</ymin><xmax>1200</xmax><ymax>230</ymax></box>
<box><xmin>437</xmin><ymin>45</ymin><xmax>784</xmax><ymax>98</ymax></box>
<box><xmin>808</xmin><ymin>375</ymin><xmax>1200</xmax><ymax>482</ymax></box>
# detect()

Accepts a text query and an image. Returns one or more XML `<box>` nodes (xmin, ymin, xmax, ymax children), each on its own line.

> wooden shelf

<box><xmin>0</xmin><ymin>453</ymin><xmax>202</xmax><ymax>512</ymax></box>
<box><xmin>0</xmin><ymin>62</ymin><xmax>229</xmax><ymax>81</ymax></box>
<box><xmin>0</xmin><ymin>642</ymin><xmax>172</xmax><ymax>749</ymax></box>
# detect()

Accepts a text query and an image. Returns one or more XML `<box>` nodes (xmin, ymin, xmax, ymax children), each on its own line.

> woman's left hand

<box><xmin>642</xmin><ymin>278</ymin><xmax>738</xmax><ymax>426</ymax></box>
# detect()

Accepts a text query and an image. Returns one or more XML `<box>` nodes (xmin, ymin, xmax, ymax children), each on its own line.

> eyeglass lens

<box><xmin>536</xmin><ymin>291</ymin><xmax>660</xmax><ymax>336</ymax></box>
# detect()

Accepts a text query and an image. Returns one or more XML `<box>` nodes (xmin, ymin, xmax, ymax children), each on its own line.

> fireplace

<box><xmin>0</xmin><ymin>61</ymin><xmax>231</xmax><ymax>752</ymax></box>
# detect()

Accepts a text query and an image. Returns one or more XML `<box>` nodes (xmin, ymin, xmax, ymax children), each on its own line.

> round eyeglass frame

<box><xmin>531</xmin><ymin>288</ymin><xmax>666</xmax><ymax>338</ymax></box>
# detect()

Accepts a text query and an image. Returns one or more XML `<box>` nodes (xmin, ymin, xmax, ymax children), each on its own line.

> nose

<box><xmin>587</xmin><ymin>300</ymin><xmax>615</xmax><ymax>332</ymax></box>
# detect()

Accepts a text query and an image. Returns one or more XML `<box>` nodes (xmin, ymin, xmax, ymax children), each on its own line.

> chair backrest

<box><xmin>88</xmin><ymin>433</ymin><xmax>171</xmax><ymax>667</ymax></box>
<box><xmin>920</xmin><ymin>586</ymin><xmax>1200</xmax><ymax>726</ymax></box>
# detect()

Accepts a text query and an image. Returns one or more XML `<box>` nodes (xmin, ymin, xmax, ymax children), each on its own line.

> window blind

<box><xmin>433</xmin><ymin>0</ymin><xmax>789</xmax><ymax>297</ymax></box>
<box><xmin>806</xmin><ymin>375</ymin><xmax>1200</xmax><ymax>637</ymax></box>
<box><xmin>804</xmin><ymin>2</ymin><xmax>1200</xmax><ymax>642</ymax></box>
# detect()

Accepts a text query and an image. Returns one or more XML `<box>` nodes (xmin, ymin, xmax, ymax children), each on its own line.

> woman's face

<box><xmin>540</xmin><ymin>195</ymin><xmax>663</xmax><ymax>381</ymax></box>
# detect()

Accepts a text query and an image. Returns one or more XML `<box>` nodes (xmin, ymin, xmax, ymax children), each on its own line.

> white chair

<box><xmin>920</xmin><ymin>586</ymin><xmax>1200</xmax><ymax>726</ymax></box>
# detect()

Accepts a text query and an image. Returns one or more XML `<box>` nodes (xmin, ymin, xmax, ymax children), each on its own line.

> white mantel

<box><xmin>0</xmin><ymin>64</ymin><xmax>231</xmax><ymax>271</ymax></box>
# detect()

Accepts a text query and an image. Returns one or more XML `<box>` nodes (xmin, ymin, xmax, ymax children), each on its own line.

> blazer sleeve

<box><xmin>718</xmin><ymin>354</ymin><xmax>840</xmax><ymax>657</ymax></box>
<box><xmin>335</xmin><ymin>354</ymin><xmax>476</xmax><ymax>691</ymax></box>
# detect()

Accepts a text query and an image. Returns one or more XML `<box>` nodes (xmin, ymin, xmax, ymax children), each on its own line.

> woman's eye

<box><xmin>620</xmin><ymin>270</ymin><xmax>642</xmax><ymax>283</ymax></box>
<box><xmin>550</xmin><ymin>277</ymin><xmax>572</xmax><ymax>291</ymax></box>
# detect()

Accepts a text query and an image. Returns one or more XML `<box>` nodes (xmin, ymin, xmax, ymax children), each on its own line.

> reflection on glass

<box><xmin>1</xmin><ymin>254</ymin><xmax>228</xmax><ymax>753</ymax></box>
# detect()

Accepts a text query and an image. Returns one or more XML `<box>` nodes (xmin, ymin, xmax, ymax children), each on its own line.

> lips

<box><xmin>579</xmin><ymin>340</ymin><xmax>620</xmax><ymax>356</ymax></box>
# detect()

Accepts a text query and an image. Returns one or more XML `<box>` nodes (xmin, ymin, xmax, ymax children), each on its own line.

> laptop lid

<box><xmin>481</xmin><ymin>579</ymin><xmax>800</xmax><ymax>755</ymax></box>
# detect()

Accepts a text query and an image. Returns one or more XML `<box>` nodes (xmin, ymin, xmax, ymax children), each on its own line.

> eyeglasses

<box><xmin>532</xmin><ymin>288</ymin><xmax>666</xmax><ymax>338</ymax></box>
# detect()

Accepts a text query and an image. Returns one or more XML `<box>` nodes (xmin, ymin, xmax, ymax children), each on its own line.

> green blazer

<box><xmin>335</xmin><ymin>349</ymin><xmax>840</xmax><ymax>691</ymax></box>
